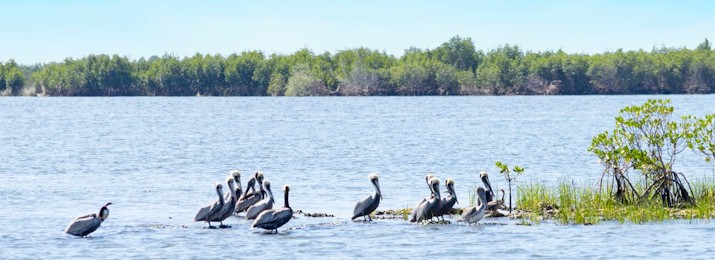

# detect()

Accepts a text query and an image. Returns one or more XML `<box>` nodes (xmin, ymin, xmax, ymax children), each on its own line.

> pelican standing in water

<box><xmin>211</xmin><ymin>176</ymin><xmax>238</xmax><ymax>228</ymax></box>
<box><xmin>435</xmin><ymin>178</ymin><xmax>458</xmax><ymax>220</ymax></box>
<box><xmin>409</xmin><ymin>174</ymin><xmax>435</xmax><ymax>222</ymax></box>
<box><xmin>194</xmin><ymin>182</ymin><xmax>224</xmax><ymax>228</ymax></box>
<box><xmin>411</xmin><ymin>177</ymin><xmax>441</xmax><ymax>223</ymax></box>
<box><xmin>246</xmin><ymin>180</ymin><xmax>274</xmax><ymax>220</ymax></box>
<box><xmin>253</xmin><ymin>185</ymin><xmax>293</xmax><ymax>233</ymax></box>
<box><xmin>352</xmin><ymin>174</ymin><xmax>383</xmax><ymax>221</ymax></box>
<box><xmin>65</xmin><ymin>202</ymin><xmax>113</xmax><ymax>237</ymax></box>
<box><xmin>226</xmin><ymin>170</ymin><xmax>242</xmax><ymax>201</ymax></box>
<box><xmin>480</xmin><ymin>171</ymin><xmax>495</xmax><ymax>204</ymax></box>
<box><xmin>235</xmin><ymin>177</ymin><xmax>259</xmax><ymax>213</ymax></box>
<box><xmin>459</xmin><ymin>187</ymin><xmax>487</xmax><ymax>225</ymax></box>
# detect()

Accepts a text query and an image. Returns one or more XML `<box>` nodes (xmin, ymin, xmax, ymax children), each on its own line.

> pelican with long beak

<box><xmin>246</xmin><ymin>180</ymin><xmax>274</xmax><ymax>220</ymax></box>
<box><xmin>253</xmin><ymin>185</ymin><xmax>293</xmax><ymax>233</ymax></box>
<box><xmin>65</xmin><ymin>202</ymin><xmax>113</xmax><ymax>237</ymax></box>
<box><xmin>352</xmin><ymin>174</ymin><xmax>383</xmax><ymax>221</ymax></box>
<box><xmin>225</xmin><ymin>170</ymin><xmax>242</xmax><ymax>201</ymax></box>
<box><xmin>409</xmin><ymin>174</ymin><xmax>435</xmax><ymax>222</ymax></box>
<box><xmin>459</xmin><ymin>187</ymin><xmax>487</xmax><ymax>225</ymax></box>
<box><xmin>480</xmin><ymin>171</ymin><xmax>495</xmax><ymax>204</ymax></box>
<box><xmin>211</xmin><ymin>176</ymin><xmax>238</xmax><ymax>228</ymax></box>
<box><xmin>435</xmin><ymin>178</ymin><xmax>458</xmax><ymax>220</ymax></box>
<box><xmin>411</xmin><ymin>177</ymin><xmax>441</xmax><ymax>223</ymax></box>
<box><xmin>194</xmin><ymin>182</ymin><xmax>224</xmax><ymax>228</ymax></box>
<box><xmin>235</xmin><ymin>177</ymin><xmax>259</xmax><ymax>213</ymax></box>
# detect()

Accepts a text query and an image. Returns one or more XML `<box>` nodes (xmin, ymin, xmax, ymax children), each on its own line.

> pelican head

<box><xmin>284</xmin><ymin>184</ymin><xmax>290</xmax><ymax>192</ymax></box>
<box><xmin>246</xmin><ymin>177</ymin><xmax>256</xmax><ymax>189</ymax></box>
<box><xmin>215</xmin><ymin>182</ymin><xmax>223</xmax><ymax>190</ymax></box>
<box><xmin>429</xmin><ymin>177</ymin><xmax>440</xmax><ymax>191</ymax></box>
<box><xmin>231</xmin><ymin>170</ymin><xmax>241</xmax><ymax>179</ymax></box>
<box><xmin>262</xmin><ymin>180</ymin><xmax>271</xmax><ymax>191</ymax></box>
<box><xmin>425</xmin><ymin>174</ymin><xmax>435</xmax><ymax>184</ymax></box>
<box><xmin>479</xmin><ymin>171</ymin><xmax>493</xmax><ymax>191</ymax></box>
<box><xmin>476</xmin><ymin>187</ymin><xmax>486</xmax><ymax>204</ymax></box>
<box><xmin>255</xmin><ymin>171</ymin><xmax>264</xmax><ymax>182</ymax></box>
<box><xmin>225</xmin><ymin>176</ymin><xmax>235</xmax><ymax>184</ymax></box>
<box><xmin>99</xmin><ymin>202</ymin><xmax>112</xmax><ymax>220</ymax></box>
<box><xmin>446</xmin><ymin>178</ymin><xmax>458</xmax><ymax>204</ymax></box>
<box><xmin>369</xmin><ymin>173</ymin><xmax>382</xmax><ymax>199</ymax></box>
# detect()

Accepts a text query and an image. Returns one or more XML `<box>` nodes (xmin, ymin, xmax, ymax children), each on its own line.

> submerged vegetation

<box><xmin>1</xmin><ymin>37</ymin><xmax>714</xmax><ymax>96</ymax></box>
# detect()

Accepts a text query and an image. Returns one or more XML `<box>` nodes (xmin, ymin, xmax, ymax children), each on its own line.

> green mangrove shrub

<box><xmin>495</xmin><ymin>161</ymin><xmax>524</xmax><ymax>212</ymax></box>
<box><xmin>590</xmin><ymin>99</ymin><xmax>697</xmax><ymax>207</ymax></box>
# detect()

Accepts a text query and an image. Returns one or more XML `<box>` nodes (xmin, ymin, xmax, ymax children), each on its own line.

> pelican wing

<box><xmin>460</xmin><ymin>206</ymin><xmax>476</xmax><ymax>219</ymax></box>
<box><xmin>352</xmin><ymin>195</ymin><xmax>376</xmax><ymax>219</ymax></box>
<box><xmin>409</xmin><ymin>198</ymin><xmax>427</xmax><ymax>222</ymax></box>
<box><xmin>437</xmin><ymin>196</ymin><xmax>457</xmax><ymax>216</ymax></box>
<box><xmin>65</xmin><ymin>214</ymin><xmax>102</xmax><ymax>236</ymax></box>
<box><xmin>252</xmin><ymin>208</ymin><xmax>293</xmax><ymax>230</ymax></box>
<box><xmin>195</xmin><ymin>201</ymin><xmax>222</xmax><ymax>222</ymax></box>
<box><xmin>245</xmin><ymin>198</ymin><xmax>274</xmax><ymax>220</ymax></box>
<box><xmin>412</xmin><ymin>198</ymin><xmax>436</xmax><ymax>222</ymax></box>
<box><xmin>236</xmin><ymin>194</ymin><xmax>261</xmax><ymax>213</ymax></box>
<box><xmin>211</xmin><ymin>196</ymin><xmax>237</xmax><ymax>222</ymax></box>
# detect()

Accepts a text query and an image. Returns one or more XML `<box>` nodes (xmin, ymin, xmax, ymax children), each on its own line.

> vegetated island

<box><xmin>378</xmin><ymin>99</ymin><xmax>715</xmax><ymax>225</ymax></box>
<box><xmin>0</xmin><ymin>37</ymin><xmax>713</xmax><ymax>96</ymax></box>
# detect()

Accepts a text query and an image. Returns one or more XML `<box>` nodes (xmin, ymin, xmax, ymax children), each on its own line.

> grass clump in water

<box><xmin>516</xmin><ymin>179</ymin><xmax>715</xmax><ymax>225</ymax></box>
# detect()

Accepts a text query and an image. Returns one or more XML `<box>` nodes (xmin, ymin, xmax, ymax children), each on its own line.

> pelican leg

<box><xmin>207</xmin><ymin>221</ymin><xmax>217</xmax><ymax>229</ymax></box>
<box><xmin>368</xmin><ymin>215</ymin><xmax>373</xmax><ymax>221</ymax></box>
<box><xmin>219</xmin><ymin>221</ymin><xmax>231</xmax><ymax>228</ymax></box>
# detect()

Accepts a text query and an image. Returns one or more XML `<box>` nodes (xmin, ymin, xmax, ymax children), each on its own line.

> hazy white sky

<box><xmin>1</xmin><ymin>0</ymin><xmax>713</xmax><ymax>64</ymax></box>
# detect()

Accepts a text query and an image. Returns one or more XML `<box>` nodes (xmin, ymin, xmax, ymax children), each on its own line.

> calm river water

<box><xmin>1</xmin><ymin>96</ymin><xmax>714</xmax><ymax>259</ymax></box>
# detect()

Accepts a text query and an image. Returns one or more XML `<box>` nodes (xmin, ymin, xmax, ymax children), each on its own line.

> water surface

<box><xmin>1</xmin><ymin>96</ymin><xmax>713</xmax><ymax>259</ymax></box>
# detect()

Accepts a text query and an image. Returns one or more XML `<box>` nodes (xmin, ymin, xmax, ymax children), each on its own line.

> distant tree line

<box><xmin>2</xmin><ymin>36</ymin><xmax>713</xmax><ymax>96</ymax></box>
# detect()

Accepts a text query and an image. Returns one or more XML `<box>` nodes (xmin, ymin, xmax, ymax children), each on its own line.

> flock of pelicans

<box><xmin>64</xmin><ymin>170</ymin><xmax>505</xmax><ymax>237</ymax></box>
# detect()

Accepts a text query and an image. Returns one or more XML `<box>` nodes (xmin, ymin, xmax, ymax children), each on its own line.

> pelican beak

<box><xmin>377</xmin><ymin>181</ymin><xmax>383</xmax><ymax>200</ymax></box>
<box><xmin>455</xmin><ymin>198</ymin><xmax>459</xmax><ymax>205</ymax></box>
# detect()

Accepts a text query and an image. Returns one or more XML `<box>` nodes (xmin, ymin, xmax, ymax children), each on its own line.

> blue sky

<box><xmin>1</xmin><ymin>0</ymin><xmax>713</xmax><ymax>64</ymax></box>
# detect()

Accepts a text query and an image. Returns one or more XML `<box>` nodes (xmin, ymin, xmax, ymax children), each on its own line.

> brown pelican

<box><xmin>246</xmin><ymin>180</ymin><xmax>274</xmax><ymax>220</ymax></box>
<box><xmin>409</xmin><ymin>174</ymin><xmax>435</xmax><ymax>222</ymax></box>
<box><xmin>225</xmin><ymin>170</ymin><xmax>242</xmax><ymax>201</ymax></box>
<box><xmin>352</xmin><ymin>174</ymin><xmax>382</xmax><ymax>221</ymax></box>
<box><xmin>435</xmin><ymin>178</ymin><xmax>458</xmax><ymax>220</ymax></box>
<box><xmin>252</xmin><ymin>185</ymin><xmax>293</xmax><ymax>233</ymax></box>
<box><xmin>488</xmin><ymin>189</ymin><xmax>505</xmax><ymax>211</ymax></box>
<box><xmin>411</xmin><ymin>177</ymin><xmax>441</xmax><ymax>223</ymax></box>
<box><xmin>211</xmin><ymin>176</ymin><xmax>238</xmax><ymax>228</ymax></box>
<box><xmin>194</xmin><ymin>182</ymin><xmax>224</xmax><ymax>228</ymax></box>
<box><xmin>64</xmin><ymin>202</ymin><xmax>112</xmax><ymax>237</ymax></box>
<box><xmin>459</xmin><ymin>187</ymin><xmax>487</xmax><ymax>225</ymax></box>
<box><xmin>235</xmin><ymin>177</ymin><xmax>259</xmax><ymax>213</ymax></box>
<box><xmin>480</xmin><ymin>171</ymin><xmax>495</xmax><ymax>204</ymax></box>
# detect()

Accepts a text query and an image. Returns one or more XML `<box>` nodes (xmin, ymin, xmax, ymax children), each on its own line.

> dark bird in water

<box><xmin>411</xmin><ymin>177</ymin><xmax>441</xmax><ymax>223</ymax></box>
<box><xmin>211</xmin><ymin>176</ymin><xmax>238</xmax><ymax>228</ymax></box>
<box><xmin>194</xmin><ymin>182</ymin><xmax>224</xmax><ymax>228</ymax></box>
<box><xmin>409</xmin><ymin>174</ymin><xmax>435</xmax><ymax>222</ymax></box>
<box><xmin>480</xmin><ymin>171</ymin><xmax>495</xmax><ymax>204</ymax></box>
<box><xmin>459</xmin><ymin>187</ymin><xmax>487</xmax><ymax>225</ymax></box>
<box><xmin>252</xmin><ymin>185</ymin><xmax>293</xmax><ymax>233</ymax></box>
<box><xmin>435</xmin><ymin>178</ymin><xmax>458</xmax><ymax>220</ymax></box>
<box><xmin>225</xmin><ymin>170</ymin><xmax>242</xmax><ymax>201</ymax></box>
<box><xmin>65</xmin><ymin>202</ymin><xmax>113</xmax><ymax>237</ymax></box>
<box><xmin>236</xmin><ymin>172</ymin><xmax>265</xmax><ymax>213</ymax></box>
<box><xmin>488</xmin><ymin>189</ymin><xmax>505</xmax><ymax>211</ymax></box>
<box><xmin>352</xmin><ymin>174</ymin><xmax>383</xmax><ymax>221</ymax></box>
<box><xmin>246</xmin><ymin>180</ymin><xmax>275</xmax><ymax>220</ymax></box>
